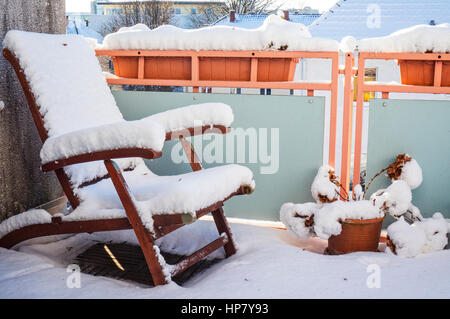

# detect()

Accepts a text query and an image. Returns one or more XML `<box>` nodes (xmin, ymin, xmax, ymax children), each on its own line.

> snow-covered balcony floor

<box><xmin>0</xmin><ymin>219</ymin><xmax>449</xmax><ymax>299</ymax></box>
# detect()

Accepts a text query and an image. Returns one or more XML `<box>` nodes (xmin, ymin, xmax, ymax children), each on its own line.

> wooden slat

<box><xmin>0</xmin><ymin>218</ymin><xmax>132</xmax><ymax>249</ymax></box>
<box><xmin>339</xmin><ymin>52</ymin><xmax>354</xmax><ymax>197</ymax></box>
<box><xmin>42</xmin><ymin>148</ymin><xmax>162</xmax><ymax>172</ymax></box>
<box><xmin>137</xmin><ymin>56</ymin><xmax>145</xmax><ymax>79</ymax></box>
<box><xmin>105</xmin><ymin>77</ymin><xmax>332</xmax><ymax>90</ymax></box>
<box><xmin>170</xmin><ymin>234</ymin><xmax>228</xmax><ymax>278</ymax></box>
<box><xmin>180</xmin><ymin>138</ymin><xmax>202</xmax><ymax>171</ymax></box>
<box><xmin>362</xmin><ymin>83</ymin><xmax>450</xmax><ymax>94</ymax></box>
<box><xmin>250</xmin><ymin>57</ymin><xmax>258</xmax><ymax>82</ymax></box>
<box><xmin>105</xmin><ymin>159</ymin><xmax>167</xmax><ymax>286</ymax></box>
<box><xmin>211</xmin><ymin>207</ymin><xmax>237</xmax><ymax>257</ymax></box>
<box><xmin>434</xmin><ymin>61</ymin><xmax>443</xmax><ymax>87</ymax></box>
<box><xmin>2</xmin><ymin>48</ymin><xmax>80</xmax><ymax>208</ymax></box>
<box><xmin>96</xmin><ymin>49</ymin><xmax>342</xmax><ymax>59</ymax></box>
<box><xmin>360</xmin><ymin>51</ymin><xmax>450</xmax><ymax>61</ymax></box>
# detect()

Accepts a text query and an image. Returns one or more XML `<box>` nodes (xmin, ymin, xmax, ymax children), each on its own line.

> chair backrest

<box><xmin>3</xmin><ymin>30</ymin><xmax>140</xmax><ymax>201</ymax></box>
<box><xmin>3</xmin><ymin>30</ymin><xmax>124</xmax><ymax>136</ymax></box>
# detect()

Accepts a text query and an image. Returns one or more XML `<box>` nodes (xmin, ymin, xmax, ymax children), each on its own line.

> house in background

<box><xmin>213</xmin><ymin>10</ymin><xmax>321</xmax><ymax>95</ymax></box>
<box><xmin>96</xmin><ymin>0</ymin><xmax>225</xmax><ymax>28</ymax></box>
<box><xmin>214</xmin><ymin>10</ymin><xmax>320</xmax><ymax>29</ymax></box>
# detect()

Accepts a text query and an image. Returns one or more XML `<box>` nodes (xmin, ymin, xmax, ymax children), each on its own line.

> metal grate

<box><xmin>75</xmin><ymin>242</ymin><xmax>218</xmax><ymax>286</ymax></box>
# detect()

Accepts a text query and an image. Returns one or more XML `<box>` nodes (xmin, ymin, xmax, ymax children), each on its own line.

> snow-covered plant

<box><xmin>280</xmin><ymin>154</ymin><xmax>448</xmax><ymax>256</ymax></box>
<box><xmin>313</xmin><ymin>200</ymin><xmax>382</xmax><ymax>240</ymax></box>
<box><xmin>280</xmin><ymin>202</ymin><xmax>320</xmax><ymax>238</ymax></box>
<box><xmin>386</xmin><ymin>154</ymin><xmax>422</xmax><ymax>189</ymax></box>
<box><xmin>364</xmin><ymin>153</ymin><xmax>422</xmax><ymax>198</ymax></box>
<box><xmin>370</xmin><ymin>180</ymin><xmax>412</xmax><ymax>218</ymax></box>
<box><xmin>387</xmin><ymin>213</ymin><xmax>449</xmax><ymax>258</ymax></box>
<box><xmin>311</xmin><ymin>165</ymin><xmax>342</xmax><ymax>204</ymax></box>
<box><xmin>363</xmin><ymin>154</ymin><xmax>423</xmax><ymax>221</ymax></box>
<box><xmin>281</xmin><ymin>165</ymin><xmax>383</xmax><ymax>240</ymax></box>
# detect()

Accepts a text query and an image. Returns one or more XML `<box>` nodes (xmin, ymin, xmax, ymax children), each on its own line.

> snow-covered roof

<box><xmin>309</xmin><ymin>0</ymin><xmax>450</xmax><ymax>40</ymax></box>
<box><xmin>214</xmin><ymin>13</ymin><xmax>320</xmax><ymax>29</ymax></box>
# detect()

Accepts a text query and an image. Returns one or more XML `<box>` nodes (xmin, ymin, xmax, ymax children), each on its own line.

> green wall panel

<box><xmin>113</xmin><ymin>91</ymin><xmax>325</xmax><ymax>221</ymax></box>
<box><xmin>366</xmin><ymin>99</ymin><xmax>450</xmax><ymax>221</ymax></box>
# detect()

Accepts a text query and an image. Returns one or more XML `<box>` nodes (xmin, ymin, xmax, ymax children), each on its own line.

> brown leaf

<box><xmin>386</xmin><ymin>153</ymin><xmax>411</xmax><ymax>180</ymax></box>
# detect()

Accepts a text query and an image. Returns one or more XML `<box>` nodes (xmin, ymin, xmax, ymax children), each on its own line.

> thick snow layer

<box><xmin>387</xmin><ymin>213</ymin><xmax>449</xmax><ymax>258</ymax></box>
<box><xmin>371</xmin><ymin>180</ymin><xmax>412</xmax><ymax>217</ymax></box>
<box><xmin>279</xmin><ymin>202</ymin><xmax>321</xmax><ymax>238</ymax></box>
<box><xmin>417</xmin><ymin>213</ymin><xmax>449</xmax><ymax>254</ymax></box>
<box><xmin>357</xmin><ymin>23</ymin><xmax>450</xmax><ymax>53</ymax></box>
<box><xmin>1</xmin><ymin>220</ymin><xmax>449</xmax><ymax>298</ymax></box>
<box><xmin>3</xmin><ymin>30</ymin><xmax>238</xmax><ymax>189</ymax></box>
<box><xmin>68</xmin><ymin>162</ymin><xmax>254</xmax><ymax>227</ymax></box>
<box><xmin>397</xmin><ymin>158</ymin><xmax>423</xmax><ymax>190</ymax></box>
<box><xmin>311</xmin><ymin>165</ymin><xmax>339</xmax><ymax>203</ymax></box>
<box><xmin>2</xmin><ymin>30</ymin><xmax>124</xmax><ymax>138</ymax></box>
<box><xmin>0</xmin><ymin>210</ymin><xmax>52</xmax><ymax>239</ymax></box>
<box><xmin>102</xmin><ymin>15</ymin><xmax>340</xmax><ymax>52</ymax></box>
<box><xmin>146</xmin><ymin>103</ymin><xmax>234</xmax><ymax>133</ymax></box>
<box><xmin>313</xmin><ymin>200</ymin><xmax>383</xmax><ymax>240</ymax></box>
<box><xmin>2</xmin><ymin>30</ymin><xmax>138</xmax><ymax>187</ymax></box>
<box><xmin>40</xmin><ymin>119</ymin><xmax>166</xmax><ymax>163</ymax></box>
<box><xmin>387</xmin><ymin>217</ymin><xmax>426</xmax><ymax>258</ymax></box>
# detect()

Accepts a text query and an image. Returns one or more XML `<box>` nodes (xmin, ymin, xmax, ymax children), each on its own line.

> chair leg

<box><xmin>133</xmin><ymin>227</ymin><xmax>168</xmax><ymax>286</ymax></box>
<box><xmin>211</xmin><ymin>207</ymin><xmax>237</xmax><ymax>257</ymax></box>
<box><xmin>104</xmin><ymin>160</ymin><xmax>167</xmax><ymax>286</ymax></box>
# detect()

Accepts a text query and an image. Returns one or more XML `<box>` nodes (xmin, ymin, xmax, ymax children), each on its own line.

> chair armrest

<box><xmin>41</xmin><ymin>119</ymin><xmax>165</xmax><ymax>171</ymax></box>
<box><xmin>143</xmin><ymin>103</ymin><xmax>234</xmax><ymax>140</ymax></box>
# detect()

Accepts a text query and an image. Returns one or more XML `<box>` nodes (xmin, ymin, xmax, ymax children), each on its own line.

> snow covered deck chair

<box><xmin>0</xmin><ymin>31</ymin><xmax>254</xmax><ymax>286</ymax></box>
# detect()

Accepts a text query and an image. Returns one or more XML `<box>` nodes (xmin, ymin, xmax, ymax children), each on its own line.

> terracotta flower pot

<box><xmin>326</xmin><ymin>215</ymin><xmax>385</xmax><ymax>255</ymax></box>
<box><xmin>398</xmin><ymin>60</ymin><xmax>450</xmax><ymax>86</ymax></box>
<box><xmin>110</xmin><ymin>52</ymin><xmax>298</xmax><ymax>82</ymax></box>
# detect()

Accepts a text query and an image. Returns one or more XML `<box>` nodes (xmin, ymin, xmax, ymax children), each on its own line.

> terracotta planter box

<box><xmin>110</xmin><ymin>53</ymin><xmax>298</xmax><ymax>82</ymax></box>
<box><xmin>326</xmin><ymin>215</ymin><xmax>385</xmax><ymax>255</ymax></box>
<box><xmin>398</xmin><ymin>60</ymin><xmax>450</xmax><ymax>86</ymax></box>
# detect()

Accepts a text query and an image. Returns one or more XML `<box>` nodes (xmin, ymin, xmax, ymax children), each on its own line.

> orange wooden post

<box><xmin>340</xmin><ymin>52</ymin><xmax>354</xmax><ymax>197</ymax></box>
<box><xmin>353</xmin><ymin>52</ymin><xmax>366</xmax><ymax>186</ymax></box>
<box><xmin>328</xmin><ymin>52</ymin><xmax>340</xmax><ymax>168</ymax></box>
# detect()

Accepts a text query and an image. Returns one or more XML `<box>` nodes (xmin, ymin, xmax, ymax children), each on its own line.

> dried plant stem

<box><xmin>333</xmin><ymin>181</ymin><xmax>350</xmax><ymax>201</ymax></box>
<box><xmin>363</xmin><ymin>167</ymin><xmax>388</xmax><ymax>199</ymax></box>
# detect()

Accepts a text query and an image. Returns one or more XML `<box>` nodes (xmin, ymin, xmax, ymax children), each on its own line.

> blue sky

<box><xmin>66</xmin><ymin>0</ymin><xmax>338</xmax><ymax>13</ymax></box>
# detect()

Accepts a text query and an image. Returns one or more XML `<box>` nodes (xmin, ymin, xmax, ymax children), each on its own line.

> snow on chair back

<box><xmin>2</xmin><ymin>31</ymin><xmax>139</xmax><ymax>188</ymax></box>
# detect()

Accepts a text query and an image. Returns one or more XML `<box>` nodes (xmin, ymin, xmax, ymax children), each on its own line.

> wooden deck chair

<box><xmin>0</xmin><ymin>30</ymin><xmax>254</xmax><ymax>286</ymax></box>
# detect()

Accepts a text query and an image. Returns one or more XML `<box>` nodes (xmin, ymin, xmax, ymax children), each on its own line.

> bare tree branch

<box><xmin>99</xmin><ymin>0</ymin><xmax>172</xmax><ymax>35</ymax></box>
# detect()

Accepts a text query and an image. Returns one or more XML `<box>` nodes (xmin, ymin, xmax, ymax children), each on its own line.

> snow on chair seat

<box><xmin>1</xmin><ymin>30</ymin><xmax>255</xmax><ymax>286</ymax></box>
<box><xmin>69</xmin><ymin>163</ymin><xmax>254</xmax><ymax>221</ymax></box>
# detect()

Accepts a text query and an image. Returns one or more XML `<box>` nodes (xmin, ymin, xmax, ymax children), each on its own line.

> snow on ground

<box><xmin>1</xmin><ymin>219</ymin><xmax>449</xmax><ymax>299</ymax></box>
